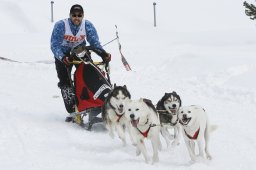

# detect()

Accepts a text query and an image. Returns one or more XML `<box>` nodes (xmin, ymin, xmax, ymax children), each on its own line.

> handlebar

<box><xmin>70</xmin><ymin>44</ymin><xmax>108</xmax><ymax>64</ymax></box>
<box><xmin>70</xmin><ymin>60</ymin><xmax>105</xmax><ymax>66</ymax></box>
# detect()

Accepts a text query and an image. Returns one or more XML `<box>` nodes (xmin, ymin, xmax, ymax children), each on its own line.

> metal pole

<box><xmin>51</xmin><ymin>1</ymin><xmax>54</xmax><ymax>23</ymax></box>
<box><xmin>153</xmin><ymin>2</ymin><xmax>156</xmax><ymax>27</ymax></box>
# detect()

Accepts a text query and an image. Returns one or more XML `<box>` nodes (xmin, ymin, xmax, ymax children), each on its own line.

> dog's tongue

<box><xmin>131</xmin><ymin>119</ymin><xmax>139</xmax><ymax>128</ymax></box>
<box><xmin>170</xmin><ymin>109</ymin><xmax>176</xmax><ymax>113</ymax></box>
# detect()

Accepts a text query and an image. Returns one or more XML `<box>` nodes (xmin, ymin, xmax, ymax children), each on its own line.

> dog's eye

<box><xmin>188</xmin><ymin>111</ymin><xmax>191</xmax><ymax>113</ymax></box>
<box><xmin>128</xmin><ymin>109</ymin><xmax>131</xmax><ymax>111</ymax></box>
<box><xmin>181</xmin><ymin>111</ymin><xmax>183</xmax><ymax>113</ymax></box>
<box><xmin>136</xmin><ymin>108</ymin><xmax>139</xmax><ymax>111</ymax></box>
<box><xmin>122</xmin><ymin>97</ymin><xmax>126</xmax><ymax>100</ymax></box>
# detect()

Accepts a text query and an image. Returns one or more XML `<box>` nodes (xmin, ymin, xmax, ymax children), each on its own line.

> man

<box><xmin>50</xmin><ymin>4</ymin><xmax>111</xmax><ymax>129</ymax></box>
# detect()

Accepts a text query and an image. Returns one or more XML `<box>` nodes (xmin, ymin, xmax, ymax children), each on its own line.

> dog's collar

<box><xmin>184</xmin><ymin>127</ymin><xmax>200</xmax><ymax>140</ymax></box>
<box><xmin>109</xmin><ymin>102</ymin><xmax>116</xmax><ymax>110</ymax></box>
<box><xmin>116</xmin><ymin>112</ymin><xmax>124</xmax><ymax>122</ymax></box>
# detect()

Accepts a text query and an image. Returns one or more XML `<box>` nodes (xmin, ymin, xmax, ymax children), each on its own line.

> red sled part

<box><xmin>74</xmin><ymin>62</ymin><xmax>111</xmax><ymax>112</ymax></box>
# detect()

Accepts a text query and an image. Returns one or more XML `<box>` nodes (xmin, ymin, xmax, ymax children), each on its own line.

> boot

<box><xmin>60</xmin><ymin>85</ymin><xmax>76</xmax><ymax>113</ymax></box>
<box><xmin>73</xmin><ymin>114</ymin><xmax>84</xmax><ymax>126</ymax></box>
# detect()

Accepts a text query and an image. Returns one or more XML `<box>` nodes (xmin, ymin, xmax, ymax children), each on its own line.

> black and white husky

<box><xmin>125</xmin><ymin>98</ymin><xmax>162</xmax><ymax>164</ymax></box>
<box><xmin>102</xmin><ymin>84</ymin><xmax>135</xmax><ymax>146</ymax></box>
<box><xmin>156</xmin><ymin>91</ymin><xmax>182</xmax><ymax>147</ymax></box>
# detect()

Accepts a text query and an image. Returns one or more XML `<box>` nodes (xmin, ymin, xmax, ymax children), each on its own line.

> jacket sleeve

<box><xmin>85</xmin><ymin>20</ymin><xmax>103</xmax><ymax>49</ymax></box>
<box><xmin>50</xmin><ymin>21</ymin><xmax>65</xmax><ymax>61</ymax></box>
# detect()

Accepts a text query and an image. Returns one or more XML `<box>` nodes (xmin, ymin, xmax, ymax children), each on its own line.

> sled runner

<box><xmin>64</xmin><ymin>44</ymin><xmax>112</xmax><ymax>130</ymax></box>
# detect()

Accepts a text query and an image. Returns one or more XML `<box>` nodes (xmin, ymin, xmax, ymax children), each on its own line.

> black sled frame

<box><xmin>65</xmin><ymin>45</ymin><xmax>112</xmax><ymax>130</ymax></box>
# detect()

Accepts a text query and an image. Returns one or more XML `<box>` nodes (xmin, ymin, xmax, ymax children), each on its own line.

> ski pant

<box><xmin>54</xmin><ymin>58</ymin><xmax>73</xmax><ymax>88</ymax></box>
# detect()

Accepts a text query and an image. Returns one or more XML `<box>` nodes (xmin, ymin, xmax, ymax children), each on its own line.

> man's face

<box><xmin>70</xmin><ymin>12</ymin><xmax>84</xmax><ymax>26</ymax></box>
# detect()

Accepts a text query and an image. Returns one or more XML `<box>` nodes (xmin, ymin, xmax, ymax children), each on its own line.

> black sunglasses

<box><xmin>71</xmin><ymin>14</ymin><xmax>83</xmax><ymax>18</ymax></box>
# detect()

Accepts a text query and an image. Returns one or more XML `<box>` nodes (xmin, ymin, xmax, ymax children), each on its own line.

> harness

<box><xmin>116</xmin><ymin>113</ymin><xmax>124</xmax><ymax>122</ymax></box>
<box><xmin>184</xmin><ymin>127</ymin><xmax>200</xmax><ymax>140</ymax></box>
<box><xmin>137</xmin><ymin>125</ymin><xmax>152</xmax><ymax>138</ymax></box>
<box><xmin>135</xmin><ymin>118</ymin><xmax>158</xmax><ymax>138</ymax></box>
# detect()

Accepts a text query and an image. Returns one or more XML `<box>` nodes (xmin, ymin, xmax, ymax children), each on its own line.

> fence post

<box><xmin>51</xmin><ymin>1</ymin><xmax>54</xmax><ymax>23</ymax></box>
<box><xmin>153</xmin><ymin>2</ymin><xmax>156</xmax><ymax>27</ymax></box>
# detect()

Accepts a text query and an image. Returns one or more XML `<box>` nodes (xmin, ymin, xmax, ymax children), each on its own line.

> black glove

<box><xmin>102</xmin><ymin>53</ymin><xmax>111</xmax><ymax>63</ymax></box>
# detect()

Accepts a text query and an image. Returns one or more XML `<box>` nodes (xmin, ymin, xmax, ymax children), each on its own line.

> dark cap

<box><xmin>70</xmin><ymin>4</ymin><xmax>84</xmax><ymax>14</ymax></box>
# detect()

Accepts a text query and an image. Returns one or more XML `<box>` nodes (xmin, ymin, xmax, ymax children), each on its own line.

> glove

<box><xmin>62</xmin><ymin>56</ymin><xmax>72</xmax><ymax>65</ymax></box>
<box><xmin>102</xmin><ymin>53</ymin><xmax>111</xmax><ymax>63</ymax></box>
<box><xmin>104</xmin><ymin>53</ymin><xmax>111</xmax><ymax>63</ymax></box>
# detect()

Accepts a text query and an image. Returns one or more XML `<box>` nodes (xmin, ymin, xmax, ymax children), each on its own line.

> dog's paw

<box><xmin>144</xmin><ymin>157</ymin><xmax>150</xmax><ymax>164</ymax></box>
<box><xmin>109</xmin><ymin>131</ymin><xmax>115</xmax><ymax>138</ymax></box>
<box><xmin>206</xmin><ymin>154</ymin><xmax>212</xmax><ymax>160</ymax></box>
<box><xmin>136</xmin><ymin>148</ymin><xmax>141</xmax><ymax>156</ymax></box>
<box><xmin>190</xmin><ymin>155</ymin><xmax>197</xmax><ymax>162</ymax></box>
<box><xmin>121</xmin><ymin>140</ymin><xmax>127</xmax><ymax>147</ymax></box>
<box><xmin>152</xmin><ymin>155</ymin><xmax>159</xmax><ymax>164</ymax></box>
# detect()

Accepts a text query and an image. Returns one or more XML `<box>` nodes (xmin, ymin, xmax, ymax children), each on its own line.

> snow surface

<box><xmin>1</xmin><ymin>0</ymin><xmax>256</xmax><ymax>169</ymax></box>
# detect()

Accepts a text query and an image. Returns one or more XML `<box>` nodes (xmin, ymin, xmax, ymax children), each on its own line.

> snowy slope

<box><xmin>1</xmin><ymin>0</ymin><xmax>256</xmax><ymax>169</ymax></box>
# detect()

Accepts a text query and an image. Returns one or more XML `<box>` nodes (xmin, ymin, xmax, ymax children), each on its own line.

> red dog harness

<box><xmin>184</xmin><ymin>127</ymin><xmax>200</xmax><ymax>140</ymax></box>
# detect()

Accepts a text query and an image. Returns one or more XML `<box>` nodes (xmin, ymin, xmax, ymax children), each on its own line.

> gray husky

<box><xmin>102</xmin><ymin>84</ymin><xmax>135</xmax><ymax>146</ymax></box>
<box><xmin>156</xmin><ymin>91</ymin><xmax>182</xmax><ymax>147</ymax></box>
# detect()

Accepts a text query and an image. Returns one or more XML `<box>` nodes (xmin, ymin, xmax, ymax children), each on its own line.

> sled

<box><xmin>66</xmin><ymin>44</ymin><xmax>112</xmax><ymax>130</ymax></box>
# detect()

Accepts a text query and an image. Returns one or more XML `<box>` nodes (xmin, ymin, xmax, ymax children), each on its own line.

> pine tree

<box><xmin>244</xmin><ymin>1</ymin><xmax>256</xmax><ymax>20</ymax></box>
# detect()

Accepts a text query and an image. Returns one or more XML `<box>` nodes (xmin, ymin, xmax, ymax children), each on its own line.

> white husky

<box><xmin>178</xmin><ymin>105</ymin><xmax>215</xmax><ymax>161</ymax></box>
<box><xmin>125</xmin><ymin>98</ymin><xmax>162</xmax><ymax>164</ymax></box>
<box><xmin>102</xmin><ymin>85</ymin><xmax>135</xmax><ymax>146</ymax></box>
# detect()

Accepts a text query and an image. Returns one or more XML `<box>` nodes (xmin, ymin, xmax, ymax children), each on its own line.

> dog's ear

<box><xmin>172</xmin><ymin>91</ymin><xmax>177</xmax><ymax>94</ymax></box>
<box><xmin>114</xmin><ymin>83</ymin><xmax>117</xmax><ymax>88</ymax></box>
<box><xmin>123</xmin><ymin>85</ymin><xmax>127</xmax><ymax>89</ymax></box>
<box><xmin>164</xmin><ymin>93</ymin><xmax>169</xmax><ymax>98</ymax></box>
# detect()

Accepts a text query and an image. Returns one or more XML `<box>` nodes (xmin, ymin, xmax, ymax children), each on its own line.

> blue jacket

<box><xmin>50</xmin><ymin>18</ymin><xmax>102</xmax><ymax>61</ymax></box>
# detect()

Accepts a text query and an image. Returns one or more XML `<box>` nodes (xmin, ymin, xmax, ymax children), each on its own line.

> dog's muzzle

<box><xmin>179</xmin><ymin>115</ymin><xmax>191</xmax><ymax>125</ymax></box>
<box><xmin>117</xmin><ymin>104</ymin><xmax>124</xmax><ymax>113</ymax></box>
<box><xmin>168</xmin><ymin>106</ymin><xmax>178</xmax><ymax>114</ymax></box>
<box><xmin>130</xmin><ymin>114</ymin><xmax>139</xmax><ymax>128</ymax></box>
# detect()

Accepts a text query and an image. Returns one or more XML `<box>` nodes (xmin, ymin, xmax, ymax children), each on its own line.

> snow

<box><xmin>0</xmin><ymin>0</ymin><xmax>256</xmax><ymax>169</ymax></box>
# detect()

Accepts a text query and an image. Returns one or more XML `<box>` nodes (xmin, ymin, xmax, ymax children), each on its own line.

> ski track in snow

<box><xmin>1</xmin><ymin>0</ymin><xmax>256</xmax><ymax>169</ymax></box>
